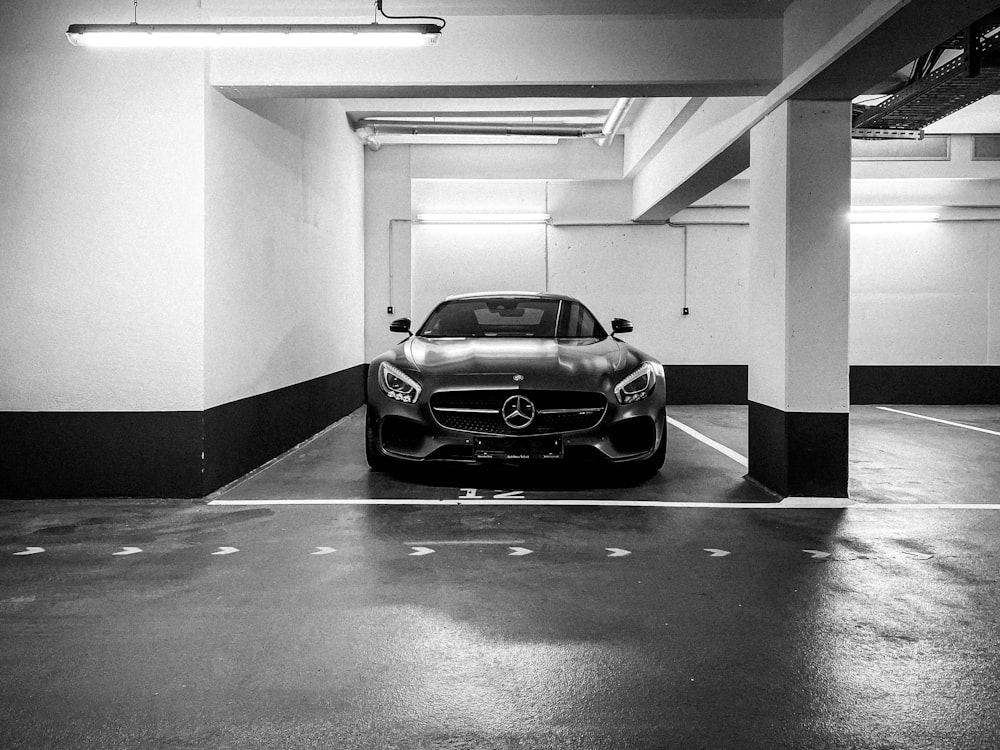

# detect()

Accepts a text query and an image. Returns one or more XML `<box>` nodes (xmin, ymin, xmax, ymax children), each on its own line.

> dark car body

<box><xmin>365</xmin><ymin>292</ymin><xmax>667</xmax><ymax>474</ymax></box>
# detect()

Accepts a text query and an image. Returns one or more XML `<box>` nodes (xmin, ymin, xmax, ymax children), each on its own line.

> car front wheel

<box><xmin>633</xmin><ymin>426</ymin><xmax>666</xmax><ymax>479</ymax></box>
<box><xmin>365</xmin><ymin>409</ymin><xmax>392</xmax><ymax>472</ymax></box>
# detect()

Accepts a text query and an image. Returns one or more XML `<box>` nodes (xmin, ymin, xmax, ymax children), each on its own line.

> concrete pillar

<box><xmin>747</xmin><ymin>100</ymin><xmax>851</xmax><ymax>497</ymax></box>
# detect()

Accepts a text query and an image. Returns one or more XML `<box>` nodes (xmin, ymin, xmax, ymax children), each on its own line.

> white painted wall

<box><xmin>382</xmin><ymin>171</ymin><xmax>1000</xmax><ymax>369</ymax></box>
<box><xmin>1</xmin><ymin>1</ymin><xmax>367</xmax><ymax>413</ymax></box>
<box><xmin>365</xmin><ymin>147</ymin><xmax>413</xmax><ymax>361</ymax></box>
<box><xmin>548</xmin><ymin>225</ymin><xmax>749</xmax><ymax>364</ymax></box>
<box><xmin>204</xmin><ymin>94</ymin><xmax>365</xmax><ymax>408</ymax></box>
<box><xmin>411</xmin><ymin>225</ymin><xmax>548</xmax><ymax>326</ymax></box>
<box><xmin>0</xmin><ymin>0</ymin><xmax>207</xmax><ymax>412</ymax></box>
<box><xmin>851</xmin><ymin>222</ymin><xmax>994</xmax><ymax>364</ymax></box>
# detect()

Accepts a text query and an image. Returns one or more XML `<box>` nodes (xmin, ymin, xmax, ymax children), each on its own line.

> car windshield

<box><xmin>418</xmin><ymin>297</ymin><xmax>608</xmax><ymax>339</ymax></box>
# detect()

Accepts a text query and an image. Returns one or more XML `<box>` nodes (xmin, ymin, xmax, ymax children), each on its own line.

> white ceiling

<box><xmin>207</xmin><ymin>2</ymin><xmax>999</xmax><ymax>145</ymax></box>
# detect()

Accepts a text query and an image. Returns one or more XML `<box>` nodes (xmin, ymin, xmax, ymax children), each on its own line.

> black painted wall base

<box><xmin>203</xmin><ymin>365</ymin><xmax>366</xmax><ymax>495</ymax></box>
<box><xmin>664</xmin><ymin>365</ymin><xmax>1000</xmax><ymax>405</ymax></box>
<box><xmin>851</xmin><ymin>365</ymin><xmax>1000</xmax><ymax>404</ymax></box>
<box><xmin>664</xmin><ymin>365</ymin><xmax>748</xmax><ymax>404</ymax></box>
<box><xmin>0</xmin><ymin>364</ymin><xmax>367</xmax><ymax>500</ymax></box>
<box><xmin>747</xmin><ymin>401</ymin><xmax>849</xmax><ymax>498</ymax></box>
<box><xmin>0</xmin><ymin>411</ymin><xmax>204</xmax><ymax>499</ymax></box>
<box><xmin>2</xmin><ymin>363</ymin><xmax>996</xmax><ymax>499</ymax></box>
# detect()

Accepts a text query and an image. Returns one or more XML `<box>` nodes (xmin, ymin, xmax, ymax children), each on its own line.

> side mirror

<box><xmin>611</xmin><ymin>318</ymin><xmax>634</xmax><ymax>334</ymax></box>
<box><xmin>389</xmin><ymin>317</ymin><xmax>412</xmax><ymax>334</ymax></box>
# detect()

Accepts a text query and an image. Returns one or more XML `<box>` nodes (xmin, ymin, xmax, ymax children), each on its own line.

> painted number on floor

<box><xmin>459</xmin><ymin>488</ymin><xmax>526</xmax><ymax>500</ymax></box>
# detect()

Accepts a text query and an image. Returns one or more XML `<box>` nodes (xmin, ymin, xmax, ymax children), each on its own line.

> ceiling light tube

<box><xmin>66</xmin><ymin>23</ymin><xmax>442</xmax><ymax>48</ymax></box>
<box><xmin>848</xmin><ymin>211</ymin><xmax>939</xmax><ymax>223</ymax></box>
<box><xmin>849</xmin><ymin>205</ymin><xmax>941</xmax><ymax>223</ymax></box>
<box><xmin>417</xmin><ymin>213</ymin><xmax>551</xmax><ymax>224</ymax></box>
<box><xmin>359</xmin><ymin>120</ymin><xmax>603</xmax><ymax>137</ymax></box>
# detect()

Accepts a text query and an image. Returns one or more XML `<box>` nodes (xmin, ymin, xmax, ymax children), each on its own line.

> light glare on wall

<box><xmin>848</xmin><ymin>206</ymin><xmax>940</xmax><ymax>223</ymax></box>
<box><xmin>65</xmin><ymin>23</ymin><xmax>441</xmax><ymax>47</ymax></box>
<box><xmin>417</xmin><ymin>213</ymin><xmax>551</xmax><ymax>224</ymax></box>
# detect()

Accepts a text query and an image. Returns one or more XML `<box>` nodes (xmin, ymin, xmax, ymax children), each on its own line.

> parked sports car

<box><xmin>365</xmin><ymin>292</ymin><xmax>667</xmax><ymax>476</ymax></box>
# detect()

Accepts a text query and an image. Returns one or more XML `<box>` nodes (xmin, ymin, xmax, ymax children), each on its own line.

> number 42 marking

<box><xmin>459</xmin><ymin>488</ymin><xmax>525</xmax><ymax>500</ymax></box>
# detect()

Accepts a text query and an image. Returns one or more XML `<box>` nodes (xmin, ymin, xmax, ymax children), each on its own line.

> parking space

<box><xmin>210</xmin><ymin>405</ymin><xmax>1000</xmax><ymax>508</ymax></box>
<box><xmin>211</xmin><ymin>407</ymin><xmax>764</xmax><ymax>506</ymax></box>
<box><xmin>850</xmin><ymin>405</ymin><xmax>1000</xmax><ymax>505</ymax></box>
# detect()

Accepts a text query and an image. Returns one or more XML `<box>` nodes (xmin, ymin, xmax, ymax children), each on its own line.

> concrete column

<box><xmin>748</xmin><ymin>100</ymin><xmax>851</xmax><ymax>497</ymax></box>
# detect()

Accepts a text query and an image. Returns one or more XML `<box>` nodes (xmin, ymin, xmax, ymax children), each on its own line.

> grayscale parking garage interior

<box><xmin>2</xmin><ymin>1</ymin><xmax>1000</xmax><ymax>747</ymax></box>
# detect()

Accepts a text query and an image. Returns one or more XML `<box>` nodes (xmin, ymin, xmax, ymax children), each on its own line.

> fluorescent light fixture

<box><xmin>65</xmin><ymin>23</ymin><xmax>442</xmax><ymax>48</ymax></box>
<box><xmin>849</xmin><ymin>205</ymin><xmax>940</xmax><ymax>223</ymax></box>
<box><xmin>368</xmin><ymin>116</ymin><xmax>600</xmax><ymax>125</ymax></box>
<box><xmin>417</xmin><ymin>213</ymin><xmax>551</xmax><ymax>224</ymax></box>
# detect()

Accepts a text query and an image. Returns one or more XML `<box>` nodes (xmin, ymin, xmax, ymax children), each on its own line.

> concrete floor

<box><xmin>2</xmin><ymin>405</ymin><xmax>999</xmax><ymax>748</ymax></box>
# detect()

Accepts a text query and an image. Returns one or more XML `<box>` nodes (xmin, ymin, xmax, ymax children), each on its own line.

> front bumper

<box><xmin>366</xmin><ymin>383</ymin><xmax>666</xmax><ymax>465</ymax></box>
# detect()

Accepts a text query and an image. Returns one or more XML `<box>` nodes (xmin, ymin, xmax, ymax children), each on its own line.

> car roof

<box><xmin>443</xmin><ymin>291</ymin><xmax>579</xmax><ymax>302</ymax></box>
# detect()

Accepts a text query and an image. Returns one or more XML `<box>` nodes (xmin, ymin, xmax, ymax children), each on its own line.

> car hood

<box><xmin>403</xmin><ymin>337</ymin><xmax>627</xmax><ymax>380</ymax></box>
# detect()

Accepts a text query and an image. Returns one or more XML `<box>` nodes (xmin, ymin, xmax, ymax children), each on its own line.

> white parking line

<box><xmin>207</xmin><ymin>497</ymin><xmax>1000</xmax><ymax>510</ymax></box>
<box><xmin>876</xmin><ymin>406</ymin><xmax>1000</xmax><ymax>437</ymax></box>
<box><xmin>666</xmin><ymin>416</ymin><xmax>749</xmax><ymax>467</ymax></box>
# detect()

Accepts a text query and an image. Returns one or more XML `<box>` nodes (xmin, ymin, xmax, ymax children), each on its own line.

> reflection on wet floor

<box><xmin>3</xmin><ymin>496</ymin><xmax>998</xmax><ymax>749</ymax></box>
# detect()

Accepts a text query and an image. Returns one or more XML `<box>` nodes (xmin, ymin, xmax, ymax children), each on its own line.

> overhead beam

<box><xmin>201</xmin><ymin>0</ymin><xmax>793</xmax><ymax>20</ymax></box>
<box><xmin>793</xmin><ymin>0</ymin><xmax>1000</xmax><ymax>100</ymax></box>
<box><xmin>623</xmin><ymin>98</ymin><xmax>707</xmax><ymax>178</ymax></box>
<box><xmin>632</xmin><ymin>0</ymin><xmax>1000</xmax><ymax>220</ymax></box>
<box><xmin>210</xmin><ymin>15</ymin><xmax>781</xmax><ymax>97</ymax></box>
<box><xmin>408</xmin><ymin>139</ymin><xmax>625</xmax><ymax>181</ymax></box>
<box><xmin>632</xmin><ymin>98</ymin><xmax>756</xmax><ymax>219</ymax></box>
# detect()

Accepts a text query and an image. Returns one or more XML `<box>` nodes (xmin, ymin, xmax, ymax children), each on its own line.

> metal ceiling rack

<box><xmin>852</xmin><ymin>11</ymin><xmax>1000</xmax><ymax>139</ymax></box>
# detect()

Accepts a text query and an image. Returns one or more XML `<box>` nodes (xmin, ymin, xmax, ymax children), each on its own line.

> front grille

<box><xmin>430</xmin><ymin>390</ymin><xmax>606</xmax><ymax>436</ymax></box>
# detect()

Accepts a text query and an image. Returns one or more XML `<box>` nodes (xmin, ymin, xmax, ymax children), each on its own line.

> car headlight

<box><xmin>614</xmin><ymin>361</ymin><xmax>659</xmax><ymax>404</ymax></box>
<box><xmin>378</xmin><ymin>361</ymin><xmax>422</xmax><ymax>403</ymax></box>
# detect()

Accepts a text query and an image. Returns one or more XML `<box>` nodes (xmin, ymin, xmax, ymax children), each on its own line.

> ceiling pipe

<box><xmin>355</xmin><ymin>119</ymin><xmax>604</xmax><ymax>138</ymax></box>
<box><xmin>355</xmin><ymin>125</ymin><xmax>382</xmax><ymax>150</ymax></box>
<box><xmin>596</xmin><ymin>97</ymin><xmax>635</xmax><ymax>147</ymax></box>
<box><xmin>352</xmin><ymin>98</ymin><xmax>636</xmax><ymax>149</ymax></box>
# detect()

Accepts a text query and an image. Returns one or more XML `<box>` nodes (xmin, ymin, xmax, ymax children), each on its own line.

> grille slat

<box><xmin>430</xmin><ymin>390</ymin><xmax>606</xmax><ymax>435</ymax></box>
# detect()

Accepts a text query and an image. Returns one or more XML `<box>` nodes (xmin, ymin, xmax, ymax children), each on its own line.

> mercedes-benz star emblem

<box><xmin>501</xmin><ymin>395</ymin><xmax>536</xmax><ymax>430</ymax></box>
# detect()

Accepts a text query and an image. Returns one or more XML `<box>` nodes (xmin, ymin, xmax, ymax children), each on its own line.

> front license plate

<box><xmin>474</xmin><ymin>436</ymin><xmax>563</xmax><ymax>460</ymax></box>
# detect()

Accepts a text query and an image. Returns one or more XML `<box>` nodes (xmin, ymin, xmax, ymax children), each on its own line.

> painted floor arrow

<box><xmin>211</xmin><ymin>546</ymin><xmax>240</xmax><ymax>556</ymax></box>
<box><xmin>13</xmin><ymin>547</ymin><xmax>45</xmax><ymax>556</ymax></box>
<box><xmin>606</xmin><ymin>548</ymin><xmax>631</xmax><ymax>557</ymax></box>
<box><xmin>704</xmin><ymin>548</ymin><xmax>731</xmax><ymax>557</ymax></box>
<box><xmin>803</xmin><ymin>549</ymin><xmax>831</xmax><ymax>559</ymax></box>
<box><xmin>311</xmin><ymin>546</ymin><xmax>337</xmax><ymax>555</ymax></box>
<box><xmin>409</xmin><ymin>546</ymin><xmax>435</xmax><ymax>556</ymax></box>
<box><xmin>508</xmin><ymin>547</ymin><xmax>533</xmax><ymax>556</ymax></box>
<box><xmin>112</xmin><ymin>546</ymin><xmax>143</xmax><ymax>556</ymax></box>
